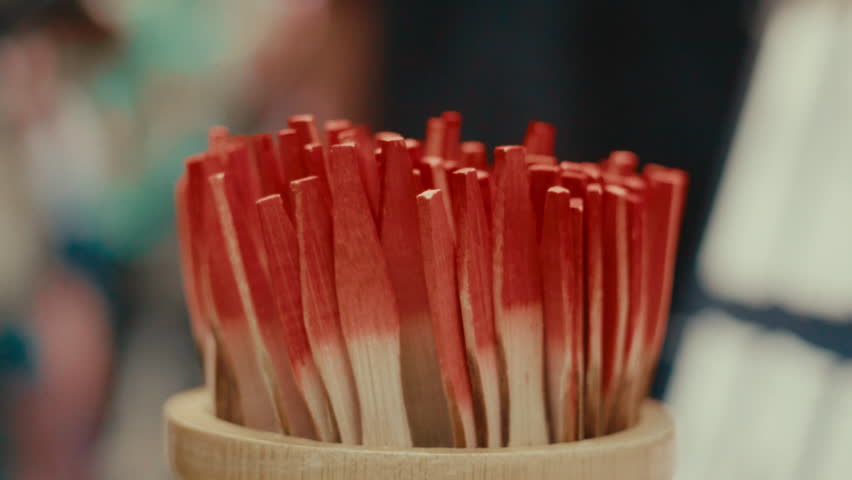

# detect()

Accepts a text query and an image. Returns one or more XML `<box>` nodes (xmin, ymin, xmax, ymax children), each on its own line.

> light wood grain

<box><xmin>165</xmin><ymin>389</ymin><xmax>674</xmax><ymax>479</ymax></box>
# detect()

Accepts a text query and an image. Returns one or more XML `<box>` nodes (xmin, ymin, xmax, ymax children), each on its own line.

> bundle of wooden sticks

<box><xmin>175</xmin><ymin>112</ymin><xmax>687</xmax><ymax>449</ymax></box>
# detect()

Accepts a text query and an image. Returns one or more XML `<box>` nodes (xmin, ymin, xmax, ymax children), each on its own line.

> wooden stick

<box><xmin>424</xmin><ymin>117</ymin><xmax>446</xmax><ymax>158</ymax></box>
<box><xmin>476</xmin><ymin>170</ymin><xmax>494</xmax><ymax>232</ymax></box>
<box><xmin>460</xmin><ymin>141</ymin><xmax>487</xmax><ymax>169</ymax></box>
<box><xmin>251</xmin><ymin>133</ymin><xmax>286</xmax><ymax>197</ymax></box>
<box><xmin>523</xmin><ymin>121</ymin><xmax>556</xmax><ymax>155</ymax></box>
<box><xmin>441</xmin><ymin>111</ymin><xmax>462</xmax><ymax>162</ymax></box>
<box><xmin>208</xmin><ymin>125</ymin><xmax>229</xmax><ymax>150</ymax></box>
<box><xmin>618</xmin><ymin>190</ymin><xmax>648</xmax><ymax>430</ymax></box>
<box><xmin>326</xmin><ymin>143</ymin><xmax>412</xmax><ymax>447</ymax></box>
<box><xmin>405</xmin><ymin>138</ymin><xmax>423</xmax><ymax>167</ymax></box>
<box><xmin>291</xmin><ymin>176</ymin><xmax>362</xmax><ymax>445</ymax></box>
<box><xmin>449</xmin><ymin>168</ymin><xmax>503</xmax><ymax>447</ymax></box>
<box><xmin>206</xmin><ymin>173</ymin><xmax>282</xmax><ymax>433</ymax></box>
<box><xmin>210</xmin><ymin>172</ymin><xmax>318</xmax><ymax>438</ymax></box>
<box><xmin>601</xmin><ymin>185</ymin><xmax>631</xmax><ymax>432</ymax></box>
<box><xmin>278</xmin><ymin>128</ymin><xmax>309</xmax><ymax>186</ymax></box>
<box><xmin>604</xmin><ymin>151</ymin><xmax>639</xmax><ymax>174</ymax></box>
<box><xmin>289</xmin><ymin>114</ymin><xmax>321</xmax><ymax>146</ymax></box>
<box><xmin>642</xmin><ymin>165</ymin><xmax>688</xmax><ymax>385</ymax></box>
<box><xmin>528</xmin><ymin>165</ymin><xmax>560</xmax><ymax>242</ymax></box>
<box><xmin>257</xmin><ymin>194</ymin><xmax>339</xmax><ymax>442</ymax></box>
<box><xmin>325</xmin><ymin>119</ymin><xmax>352</xmax><ymax>146</ymax></box>
<box><xmin>583</xmin><ymin>182</ymin><xmax>605</xmax><ymax>438</ymax></box>
<box><xmin>417</xmin><ymin>189</ymin><xmax>478</xmax><ymax>447</ymax></box>
<box><xmin>422</xmin><ymin>156</ymin><xmax>456</xmax><ymax>240</ymax></box>
<box><xmin>378</xmin><ymin>137</ymin><xmax>452</xmax><ymax>447</ymax></box>
<box><xmin>540</xmin><ymin>186</ymin><xmax>583</xmax><ymax>443</ymax></box>
<box><xmin>492</xmin><ymin>145</ymin><xmax>549</xmax><ymax>446</ymax></box>
<box><xmin>339</xmin><ymin>128</ymin><xmax>381</xmax><ymax>221</ymax></box>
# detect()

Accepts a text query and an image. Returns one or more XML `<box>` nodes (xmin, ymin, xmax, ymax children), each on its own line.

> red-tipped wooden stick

<box><xmin>421</xmin><ymin>156</ymin><xmax>456</xmax><ymax>239</ymax></box>
<box><xmin>256</xmin><ymin>195</ymin><xmax>339</xmax><ymax>442</ymax></box>
<box><xmin>540</xmin><ymin>186</ymin><xmax>584</xmax><ymax>442</ymax></box>
<box><xmin>528</xmin><ymin>164</ymin><xmax>560</xmax><ymax>242</ymax></box>
<box><xmin>278</xmin><ymin>128</ymin><xmax>309</xmax><ymax>186</ymax></box>
<box><xmin>289</xmin><ymin>114</ymin><xmax>321</xmax><ymax>146</ymax></box>
<box><xmin>583</xmin><ymin>182</ymin><xmax>605</xmax><ymax>438</ymax></box>
<box><xmin>560</xmin><ymin>168</ymin><xmax>589</xmax><ymax>197</ymax></box>
<box><xmin>619</xmin><ymin>189</ymin><xmax>648</xmax><ymax>430</ymax></box>
<box><xmin>492</xmin><ymin>145</ymin><xmax>549</xmax><ymax>446</ymax></box>
<box><xmin>302</xmin><ymin>143</ymin><xmax>331</xmax><ymax>198</ymax></box>
<box><xmin>642</xmin><ymin>165</ymin><xmax>688</xmax><ymax>383</ymax></box>
<box><xmin>405</xmin><ymin>138</ymin><xmax>423</xmax><ymax>167</ymax></box>
<box><xmin>441</xmin><ymin>111</ymin><xmax>462</xmax><ymax>162</ymax></box>
<box><xmin>325</xmin><ymin>119</ymin><xmax>352</xmax><ymax>146</ymax></box>
<box><xmin>251</xmin><ymin>133</ymin><xmax>286</xmax><ymax>197</ymax></box>
<box><xmin>417</xmin><ymin>189</ymin><xmax>478</xmax><ymax>447</ymax></box>
<box><xmin>208</xmin><ymin>125</ymin><xmax>229</xmax><ymax>150</ymax></box>
<box><xmin>460</xmin><ymin>141</ymin><xmax>487</xmax><ymax>169</ymax></box>
<box><xmin>379</xmin><ymin>137</ymin><xmax>452</xmax><ymax>446</ymax></box>
<box><xmin>604</xmin><ymin>150</ymin><xmax>639</xmax><ymax>174</ymax></box>
<box><xmin>210</xmin><ymin>172</ymin><xmax>318</xmax><ymax>438</ymax></box>
<box><xmin>206</xmin><ymin>173</ymin><xmax>282</xmax><ymax>433</ymax></box>
<box><xmin>326</xmin><ymin>143</ymin><xmax>412</xmax><ymax>447</ymax></box>
<box><xmin>291</xmin><ymin>176</ymin><xmax>362</xmax><ymax>444</ymax></box>
<box><xmin>339</xmin><ymin>128</ymin><xmax>381</xmax><ymax>221</ymax></box>
<box><xmin>526</xmin><ymin>154</ymin><xmax>558</xmax><ymax>166</ymax></box>
<box><xmin>450</xmin><ymin>168</ymin><xmax>503</xmax><ymax>447</ymax></box>
<box><xmin>424</xmin><ymin>116</ymin><xmax>446</xmax><ymax>158</ymax></box>
<box><xmin>523</xmin><ymin>121</ymin><xmax>556</xmax><ymax>155</ymax></box>
<box><xmin>476</xmin><ymin>170</ymin><xmax>494</xmax><ymax>231</ymax></box>
<box><xmin>601</xmin><ymin>185</ymin><xmax>631</xmax><ymax>432</ymax></box>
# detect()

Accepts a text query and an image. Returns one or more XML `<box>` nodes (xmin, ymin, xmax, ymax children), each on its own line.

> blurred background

<box><xmin>0</xmin><ymin>0</ymin><xmax>848</xmax><ymax>479</ymax></box>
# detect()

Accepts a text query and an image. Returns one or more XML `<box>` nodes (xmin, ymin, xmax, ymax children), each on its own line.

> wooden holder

<box><xmin>165</xmin><ymin>388</ymin><xmax>674</xmax><ymax>479</ymax></box>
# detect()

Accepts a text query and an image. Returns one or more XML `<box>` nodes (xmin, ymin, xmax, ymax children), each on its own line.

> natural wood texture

<box><xmin>166</xmin><ymin>389</ymin><xmax>674</xmax><ymax>480</ymax></box>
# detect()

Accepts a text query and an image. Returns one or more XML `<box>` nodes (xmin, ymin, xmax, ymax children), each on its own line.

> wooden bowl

<box><xmin>165</xmin><ymin>388</ymin><xmax>674</xmax><ymax>479</ymax></box>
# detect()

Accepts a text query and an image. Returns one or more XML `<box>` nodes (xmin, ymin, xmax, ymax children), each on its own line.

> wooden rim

<box><xmin>166</xmin><ymin>388</ymin><xmax>674</xmax><ymax>479</ymax></box>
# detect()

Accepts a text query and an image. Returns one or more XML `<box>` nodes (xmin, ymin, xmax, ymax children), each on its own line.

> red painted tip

<box><xmin>411</xmin><ymin>168</ymin><xmax>425</xmax><ymax>192</ymax></box>
<box><xmin>405</xmin><ymin>138</ymin><xmax>423</xmax><ymax>167</ymax></box>
<box><xmin>605</xmin><ymin>151</ymin><xmax>639</xmax><ymax>174</ymax></box>
<box><xmin>460</xmin><ymin>141</ymin><xmax>487</xmax><ymax>169</ymax></box>
<box><xmin>560</xmin><ymin>168</ymin><xmax>589</xmax><ymax>198</ymax></box>
<box><xmin>208</xmin><ymin>125</ymin><xmax>229</xmax><ymax>149</ymax></box>
<box><xmin>288</xmin><ymin>114</ymin><xmax>321</xmax><ymax>146</ymax></box>
<box><xmin>441</xmin><ymin>111</ymin><xmax>462</xmax><ymax>162</ymax></box>
<box><xmin>450</xmin><ymin>167</ymin><xmax>497</xmax><ymax>351</ymax></box>
<box><xmin>326</xmin><ymin>143</ymin><xmax>401</xmax><ymax>337</ymax></box>
<box><xmin>290</xmin><ymin>176</ymin><xmax>339</xmax><ymax>346</ymax></box>
<box><xmin>493</xmin><ymin>145</ymin><xmax>541</xmax><ymax>308</ymax></box>
<box><xmin>375</xmin><ymin>131</ymin><xmax>404</xmax><ymax>143</ymax></box>
<box><xmin>417</xmin><ymin>188</ymin><xmax>477</xmax><ymax>447</ymax></box>
<box><xmin>580</xmin><ymin>162</ymin><xmax>602</xmax><ymax>181</ymax></box>
<box><xmin>523</xmin><ymin>121</ymin><xmax>556</xmax><ymax>156</ymax></box>
<box><xmin>302</xmin><ymin>143</ymin><xmax>331</xmax><ymax>199</ymax></box>
<box><xmin>338</xmin><ymin>130</ymin><xmax>381</xmax><ymax>220</ymax></box>
<box><xmin>526</xmin><ymin>154</ymin><xmax>558</xmax><ymax>166</ymax></box>
<box><xmin>325</xmin><ymin>119</ymin><xmax>352</xmax><ymax>146</ymax></box>
<box><xmin>378</xmin><ymin>137</ymin><xmax>430</xmax><ymax>318</ymax></box>
<box><xmin>256</xmin><ymin>195</ymin><xmax>314</xmax><ymax>369</ymax></box>
<box><xmin>528</xmin><ymin>164</ymin><xmax>560</xmax><ymax>242</ymax></box>
<box><xmin>278</xmin><ymin>128</ymin><xmax>309</xmax><ymax>185</ymax></box>
<box><xmin>252</xmin><ymin>133</ymin><xmax>286</xmax><ymax>197</ymax></box>
<box><xmin>424</xmin><ymin>117</ymin><xmax>446</xmax><ymax>158</ymax></box>
<box><xmin>642</xmin><ymin>165</ymin><xmax>688</xmax><ymax>361</ymax></box>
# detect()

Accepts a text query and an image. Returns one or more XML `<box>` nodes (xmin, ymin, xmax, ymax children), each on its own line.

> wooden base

<box><xmin>165</xmin><ymin>388</ymin><xmax>674</xmax><ymax>479</ymax></box>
